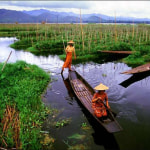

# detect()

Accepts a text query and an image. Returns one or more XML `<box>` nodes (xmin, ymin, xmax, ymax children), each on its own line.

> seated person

<box><xmin>92</xmin><ymin>83</ymin><xmax>110</xmax><ymax>118</ymax></box>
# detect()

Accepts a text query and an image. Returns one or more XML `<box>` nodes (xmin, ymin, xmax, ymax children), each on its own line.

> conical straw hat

<box><xmin>94</xmin><ymin>83</ymin><xmax>109</xmax><ymax>90</ymax></box>
<box><xmin>67</xmin><ymin>40</ymin><xmax>74</xmax><ymax>44</ymax></box>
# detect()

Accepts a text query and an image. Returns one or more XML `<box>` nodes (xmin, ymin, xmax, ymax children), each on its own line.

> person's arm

<box><xmin>92</xmin><ymin>93</ymin><xmax>102</xmax><ymax>103</ymax></box>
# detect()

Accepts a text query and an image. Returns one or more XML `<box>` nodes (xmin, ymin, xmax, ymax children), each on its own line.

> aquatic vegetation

<box><xmin>124</xmin><ymin>45</ymin><xmax>150</xmax><ymax>67</ymax></box>
<box><xmin>81</xmin><ymin>122</ymin><xmax>91</xmax><ymax>130</ymax></box>
<box><xmin>55</xmin><ymin>118</ymin><xmax>71</xmax><ymax>128</ymax></box>
<box><xmin>46</xmin><ymin>106</ymin><xmax>59</xmax><ymax>117</ymax></box>
<box><xmin>107</xmin><ymin>42</ymin><xmax>133</xmax><ymax>51</ymax></box>
<box><xmin>102</xmin><ymin>73</ymin><xmax>107</xmax><ymax>77</ymax></box>
<box><xmin>81</xmin><ymin>122</ymin><xmax>87</xmax><ymax>127</ymax></box>
<box><xmin>68</xmin><ymin>144</ymin><xmax>89</xmax><ymax>150</ymax></box>
<box><xmin>68</xmin><ymin>133</ymin><xmax>86</xmax><ymax>140</ymax></box>
<box><xmin>35</xmin><ymin>40</ymin><xmax>64</xmax><ymax>54</ymax></box>
<box><xmin>40</xmin><ymin>133</ymin><xmax>55</xmax><ymax>149</ymax></box>
<box><xmin>63</xmin><ymin>140</ymin><xmax>89</xmax><ymax>150</ymax></box>
<box><xmin>0</xmin><ymin>61</ymin><xmax>51</xmax><ymax>149</ymax></box>
<box><xmin>1</xmin><ymin>23</ymin><xmax>150</xmax><ymax>65</ymax></box>
<box><xmin>10</xmin><ymin>38</ymin><xmax>34</xmax><ymax>50</ymax></box>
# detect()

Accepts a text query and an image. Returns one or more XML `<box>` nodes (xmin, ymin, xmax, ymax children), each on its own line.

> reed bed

<box><xmin>1</xmin><ymin>105</ymin><xmax>20</xmax><ymax>149</ymax></box>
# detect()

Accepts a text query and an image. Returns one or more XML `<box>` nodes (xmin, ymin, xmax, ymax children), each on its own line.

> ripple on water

<box><xmin>118</xmin><ymin>109</ymin><xmax>138</xmax><ymax>123</ymax></box>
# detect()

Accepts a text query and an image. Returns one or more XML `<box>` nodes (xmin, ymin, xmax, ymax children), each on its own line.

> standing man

<box><xmin>61</xmin><ymin>40</ymin><xmax>76</xmax><ymax>74</ymax></box>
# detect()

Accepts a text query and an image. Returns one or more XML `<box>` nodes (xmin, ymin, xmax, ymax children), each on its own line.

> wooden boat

<box><xmin>99</xmin><ymin>50</ymin><xmax>133</xmax><ymax>55</ymax></box>
<box><xmin>121</xmin><ymin>63</ymin><xmax>150</xmax><ymax>74</ymax></box>
<box><xmin>68</xmin><ymin>69</ymin><xmax>123</xmax><ymax>133</ymax></box>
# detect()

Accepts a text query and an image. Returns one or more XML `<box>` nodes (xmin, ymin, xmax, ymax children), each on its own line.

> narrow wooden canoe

<box><xmin>99</xmin><ymin>50</ymin><xmax>133</xmax><ymax>55</ymax></box>
<box><xmin>121</xmin><ymin>63</ymin><xmax>150</xmax><ymax>74</ymax></box>
<box><xmin>68</xmin><ymin>69</ymin><xmax>123</xmax><ymax>133</ymax></box>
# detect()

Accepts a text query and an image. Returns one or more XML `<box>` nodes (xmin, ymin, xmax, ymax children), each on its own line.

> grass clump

<box><xmin>0</xmin><ymin>61</ymin><xmax>50</xmax><ymax>149</ymax></box>
<box><xmin>107</xmin><ymin>42</ymin><xmax>133</xmax><ymax>51</ymax></box>
<box><xmin>124</xmin><ymin>45</ymin><xmax>150</xmax><ymax>67</ymax></box>
<box><xmin>10</xmin><ymin>38</ymin><xmax>34</xmax><ymax>50</ymax></box>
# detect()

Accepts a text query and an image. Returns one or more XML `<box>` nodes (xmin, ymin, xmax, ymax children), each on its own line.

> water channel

<box><xmin>1</xmin><ymin>37</ymin><xmax>150</xmax><ymax>150</ymax></box>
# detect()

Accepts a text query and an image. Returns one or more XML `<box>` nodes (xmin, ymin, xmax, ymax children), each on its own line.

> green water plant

<box><xmin>123</xmin><ymin>45</ymin><xmax>150</xmax><ymax>67</ymax></box>
<box><xmin>68</xmin><ymin>133</ymin><xmax>86</xmax><ymax>140</ymax></box>
<box><xmin>81</xmin><ymin>123</ymin><xmax>87</xmax><ymax>128</ymax></box>
<box><xmin>107</xmin><ymin>42</ymin><xmax>133</xmax><ymax>51</ymax></box>
<box><xmin>55</xmin><ymin>118</ymin><xmax>71</xmax><ymax>128</ymax></box>
<box><xmin>0</xmin><ymin>61</ymin><xmax>51</xmax><ymax>149</ymax></box>
<box><xmin>81</xmin><ymin>122</ymin><xmax>91</xmax><ymax>130</ymax></box>
<box><xmin>10</xmin><ymin>38</ymin><xmax>34</xmax><ymax>50</ymax></box>
<box><xmin>68</xmin><ymin>144</ymin><xmax>88</xmax><ymax>150</ymax></box>
<box><xmin>1</xmin><ymin>23</ymin><xmax>150</xmax><ymax>65</ymax></box>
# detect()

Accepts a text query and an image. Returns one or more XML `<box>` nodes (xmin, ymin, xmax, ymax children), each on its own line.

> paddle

<box><xmin>98</xmin><ymin>99</ymin><xmax>117</xmax><ymax>117</ymax></box>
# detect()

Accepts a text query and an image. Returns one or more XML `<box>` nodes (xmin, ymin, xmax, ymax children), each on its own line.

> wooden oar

<box><xmin>99</xmin><ymin>99</ymin><xmax>117</xmax><ymax>117</ymax></box>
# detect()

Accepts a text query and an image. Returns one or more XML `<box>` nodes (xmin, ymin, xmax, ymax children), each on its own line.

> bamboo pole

<box><xmin>62</xmin><ymin>35</ymin><xmax>66</xmax><ymax>54</ymax></box>
<box><xmin>139</xmin><ymin>36</ymin><xmax>141</xmax><ymax>45</ymax></box>
<box><xmin>45</xmin><ymin>22</ymin><xmax>47</xmax><ymax>41</ymax></box>
<box><xmin>99</xmin><ymin>17</ymin><xmax>102</xmax><ymax>42</ymax></box>
<box><xmin>114</xmin><ymin>11</ymin><xmax>117</xmax><ymax>43</ymax></box>
<box><xmin>146</xmin><ymin>30</ymin><xmax>148</xmax><ymax>42</ymax></box>
<box><xmin>132</xmin><ymin>19</ymin><xmax>134</xmax><ymax>39</ymax></box>
<box><xmin>36</xmin><ymin>23</ymin><xmax>39</xmax><ymax>41</ymax></box>
<box><xmin>80</xmin><ymin>8</ymin><xmax>84</xmax><ymax>51</ymax></box>
<box><xmin>1</xmin><ymin>51</ymin><xmax>12</xmax><ymax>72</ymax></box>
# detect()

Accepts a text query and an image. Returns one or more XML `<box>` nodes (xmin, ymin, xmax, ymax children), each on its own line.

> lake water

<box><xmin>1</xmin><ymin>37</ymin><xmax>150</xmax><ymax>150</ymax></box>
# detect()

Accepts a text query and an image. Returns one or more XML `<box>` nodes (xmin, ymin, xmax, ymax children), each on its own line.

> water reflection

<box><xmin>61</xmin><ymin>75</ymin><xmax>75</xmax><ymax>105</ymax></box>
<box><xmin>120</xmin><ymin>71</ymin><xmax>150</xmax><ymax>88</ymax></box>
<box><xmin>91</xmin><ymin>119</ymin><xmax>120</xmax><ymax>150</ymax></box>
<box><xmin>82</xmin><ymin>108</ymin><xmax>120</xmax><ymax>150</ymax></box>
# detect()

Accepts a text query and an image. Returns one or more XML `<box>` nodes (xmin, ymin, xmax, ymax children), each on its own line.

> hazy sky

<box><xmin>1</xmin><ymin>1</ymin><xmax>150</xmax><ymax>18</ymax></box>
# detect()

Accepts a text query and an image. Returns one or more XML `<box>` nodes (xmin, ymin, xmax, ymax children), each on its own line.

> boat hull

<box><xmin>68</xmin><ymin>69</ymin><xmax>123</xmax><ymax>133</ymax></box>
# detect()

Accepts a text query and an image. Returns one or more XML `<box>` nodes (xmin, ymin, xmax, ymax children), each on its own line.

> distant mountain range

<box><xmin>0</xmin><ymin>8</ymin><xmax>150</xmax><ymax>24</ymax></box>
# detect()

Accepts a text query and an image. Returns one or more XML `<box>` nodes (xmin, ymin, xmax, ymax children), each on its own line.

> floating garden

<box><xmin>0</xmin><ymin>23</ymin><xmax>150</xmax><ymax>66</ymax></box>
<box><xmin>0</xmin><ymin>61</ymin><xmax>51</xmax><ymax>149</ymax></box>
